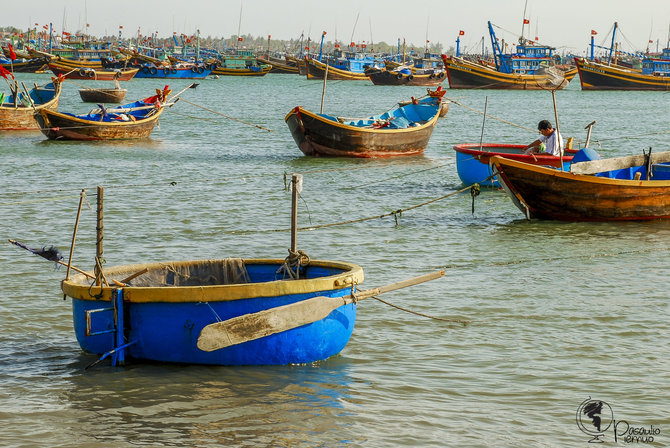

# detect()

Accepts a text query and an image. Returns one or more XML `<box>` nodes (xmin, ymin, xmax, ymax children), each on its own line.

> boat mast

<box><xmin>237</xmin><ymin>1</ymin><xmax>243</xmax><ymax>50</ymax></box>
<box><xmin>488</xmin><ymin>21</ymin><xmax>508</xmax><ymax>72</ymax></box>
<box><xmin>349</xmin><ymin>12</ymin><xmax>360</xmax><ymax>52</ymax></box>
<box><xmin>520</xmin><ymin>0</ymin><xmax>528</xmax><ymax>43</ymax></box>
<box><xmin>607</xmin><ymin>22</ymin><xmax>618</xmax><ymax>65</ymax></box>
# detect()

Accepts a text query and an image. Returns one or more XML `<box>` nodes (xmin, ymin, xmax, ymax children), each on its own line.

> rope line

<box><xmin>371</xmin><ymin>295</ymin><xmax>471</xmax><ymax>325</ymax></box>
<box><xmin>447</xmin><ymin>97</ymin><xmax>536</xmax><ymax>132</ymax></box>
<box><xmin>448</xmin><ymin>97</ymin><xmax>670</xmax><ymax>144</ymax></box>
<box><xmin>178</xmin><ymin>97</ymin><xmax>274</xmax><ymax>131</ymax></box>
<box><xmin>264</xmin><ymin>182</ymin><xmax>479</xmax><ymax>233</ymax></box>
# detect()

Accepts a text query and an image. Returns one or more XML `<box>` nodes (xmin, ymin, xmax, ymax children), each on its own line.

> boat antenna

<box><xmin>349</xmin><ymin>12</ymin><xmax>360</xmax><ymax>48</ymax></box>
<box><xmin>237</xmin><ymin>1</ymin><xmax>243</xmax><ymax>49</ymax></box>
<box><xmin>521</xmin><ymin>0</ymin><xmax>528</xmax><ymax>42</ymax></box>
<box><xmin>369</xmin><ymin>17</ymin><xmax>374</xmax><ymax>51</ymax></box>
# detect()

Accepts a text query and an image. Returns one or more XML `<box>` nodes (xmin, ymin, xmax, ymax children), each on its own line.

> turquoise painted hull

<box><xmin>65</xmin><ymin>259</ymin><xmax>362</xmax><ymax>365</ymax></box>
<box><xmin>134</xmin><ymin>66</ymin><xmax>212</xmax><ymax>79</ymax></box>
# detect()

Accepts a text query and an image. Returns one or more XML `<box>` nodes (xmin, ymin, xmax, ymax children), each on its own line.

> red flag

<box><xmin>523</xmin><ymin>19</ymin><xmax>530</xmax><ymax>24</ymax></box>
<box><xmin>649</xmin><ymin>40</ymin><xmax>654</xmax><ymax>44</ymax></box>
<box><xmin>43</xmin><ymin>25</ymin><xmax>48</xmax><ymax>30</ymax></box>
<box><xmin>0</xmin><ymin>65</ymin><xmax>15</xmax><ymax>80</ymax></box>
<box><xmin>119</xmin><ymin>25</ymin><xmax>123</xmax><ymax>29</ymax></box>
<box><xmin>459</xmin><ymin>30</ymin><xmax>465</xmax><ymax>36</ymax></box>
<box><xmin>8</xmin><ymin>44</ymin><xmax>16</xmax><ymax>61</ymax></box>
<box><xmin>591</xmin><ymin>30</ymin><xmax>597</xmax><ymax>35</ymax></box>
<box><xmin>62</xmin><ymin>31</ymin><xmax>71</xmax><ymax>37</ymax></box>
<box><xmin>237</xmin><ymin>37</ymin><xmax>243</xmax><ymax>42</ymax></box>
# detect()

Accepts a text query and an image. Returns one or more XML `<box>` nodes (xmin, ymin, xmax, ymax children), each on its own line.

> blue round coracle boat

<box><xmin>61</xmin><ymin>258</ymin><xmax>364</xmax><ymax>366</ymax></box>
<box><xmin>453</xmin><ymin>143</ymin><xmax>575</xmax><ymax>187</ymax></box>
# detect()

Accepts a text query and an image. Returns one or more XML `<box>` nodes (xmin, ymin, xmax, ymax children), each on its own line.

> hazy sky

<box><xmin>3</xmin><ymin>0</ymin><xmax>669</xmax><ymax>55</ymax></box>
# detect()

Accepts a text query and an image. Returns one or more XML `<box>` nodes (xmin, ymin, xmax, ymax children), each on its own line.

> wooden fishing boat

<box><xmin>259</xmin><ymin>55</ymin><xmax>299</xmax><ymax>74</ymax></box>
<box><xmin>212</xmin><ymin>50</ymin><xmax>272</xmax><ymax>76</ymax></box>
<box><xmin>0</xmin><ymin>58</ymin><xmax>49</xmax><ymax>73</ymax></box>
<box><xmin>211</xmin><ymin>64</ymin><xmax>271</xmax><ymax>76</ymax></box>
<box><xmin>365</xmin><ymin>67</ymin><xmax>446</xmax><ymax>86</ymax></box>
<box><xmin>27</xmin><ymin>49</ymin><xmax>104</xmax><ymax>69</ymax></box>
<box><xmin>78</xmin><ymin>87</ymin><xmax>127</xmax><ymax>103</ymax></box>
<box><xmin>443</xmin><ymin>56</ymin><xmax>577</xmax><ymax>90</ymax></box>
<box><xmin>305</xmin><ymin>57</ymin><xmax>370</xmax><ymax>80</ymax></box>
<box><xmin>48</xmin><ymin>61</ymin><xmax>138</xmax><ymax>81</ymax></box>
<box><xmin>492</xmin><ymin>148</ymin><xmax>670</xmax><ymax>221</ymax></box>
<box><xmin>0</xmin><ymin>80</ymin><xmax>62</xmax><ymax>131</ymax></box>
<box><xmin>442</xmin><ymin>21</ymin><xmax>576</xmax><ymax>90</ymax></box>
<box><xmin>454</xmin><ymin>143</ymin><xmax>577</xmax><ymax>187</ymax></box>
<box><xmin>34</xmin><ymin>90</ymin><xmax>169</xmax><ymax>140</ymax></box>
<box><xmin>285</xmin><ymin>93</ymin><xmax>445</xmax><ymax>157</ymax></box>
<box><xmin>574</xmin><ymin>55</ymin><xmax>670</xmax><ymax>91</ymax></box>
<box><xmin>576</xmin><ymin>21</ymin><xmax>670</xmax><ymax>90</ymax></box>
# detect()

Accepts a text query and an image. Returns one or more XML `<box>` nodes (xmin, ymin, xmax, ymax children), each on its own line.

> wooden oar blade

<box><xmin>197</xmin><ymin>295</ymin><xmax>346</xmax><ymax>352</ymax></box>
<box><xmin>196</xmin><ymin>270</ymin><xmax>445</xmax><ymax>352</ymax></box>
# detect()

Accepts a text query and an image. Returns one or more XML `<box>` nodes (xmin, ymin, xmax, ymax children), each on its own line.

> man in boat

<box><xmin>523</xmin><ymin>120</ymin><xmax>563</xmax><ymax>156</ymax></box>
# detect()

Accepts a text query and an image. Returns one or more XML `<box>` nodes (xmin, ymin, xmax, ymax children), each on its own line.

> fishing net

<box><xmin>534</xmin><ymin>66</ymin><xmax>568</xmax><ymax>90</ymax></box>
<box><xmin>112</xmin><ymin>259</ymin><xmax>251</xmax><ymax>287</ymax></box>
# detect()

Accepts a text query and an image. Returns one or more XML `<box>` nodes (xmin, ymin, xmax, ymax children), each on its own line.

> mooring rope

<box><xmin>370</xmin><ymin>295</ymin><xmax>471</xmax><ymax>325</ymax></box>
<box><xmin>178</xmin><ymin>97</ymin><xmax>274</xmax><ymax>131</ymax></box>
<box><xmin>267</xmin><ymin>182</ymin><xmax>480</xmax><ymax>233</ymax></box>
<box><xmin>448</xmin><ymin>97</ymin><xmax>670</xmax><ymax>145</ymax></box>
<box><xmin>446</xmin><ymin>97</ymin><xmax>536</xmax><ymax>132</ymax></box>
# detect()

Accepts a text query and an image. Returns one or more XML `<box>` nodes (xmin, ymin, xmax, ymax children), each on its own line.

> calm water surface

<box><xmin>1</xmin><ymin>73</ymin><xmax>668</xmax><ymax>447</ymax></box>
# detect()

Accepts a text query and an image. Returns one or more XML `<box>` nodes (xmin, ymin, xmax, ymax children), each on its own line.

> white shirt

<box><xmin>539</xmin><ymin>130</ymin><xmax>564</xmax><ymax>156</ymax></box>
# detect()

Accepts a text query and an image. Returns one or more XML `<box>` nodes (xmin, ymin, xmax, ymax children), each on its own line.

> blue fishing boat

<box><xmin>575</xmin><ymin>22</ymin><xmax>670</xmax><ymax>90</ymax></box>
<box><xmin>454</xmin><ymin>143</ymin><xmax>576</xmax><ymax>187</ymax></box>
<box><xmin>285</xmin><ymin>92</ymin><xmax>446</xmax><ymax>157</ymax></box>
<box><xmin>62</xmin><ymin>258</ymin><xmax>365</xmax><ymax>365</ymax></box>
<box><xmin>133</xmin><ymin>64</ymin><xmax>212</xmax><ymax>79</ymax></box>
<box><xmin>443</xmin><ymin>21</ymin><xmax>577</xmax><ymax>89</ymax></box>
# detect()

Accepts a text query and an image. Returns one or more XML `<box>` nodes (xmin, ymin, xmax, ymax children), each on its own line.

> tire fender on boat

<box><xmin>150</xmin><ymin>67</ymin><xmax>157</xmax><ymax>75</ymax></box>
<box><xmin>78</xmin><ymin>68</ymin><xmax>87</xmax><ymax>77</ymax></box>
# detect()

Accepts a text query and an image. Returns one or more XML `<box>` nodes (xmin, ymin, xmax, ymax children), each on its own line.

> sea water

<box><xmin>0</xmin><ymin>73</ymin><xmax>668</xmax><ymax>447</ymax></box>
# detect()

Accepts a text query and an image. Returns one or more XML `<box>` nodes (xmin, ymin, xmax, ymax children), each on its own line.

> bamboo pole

<box><xmin>552</xmin><ymin>90</ymin><xmax>563</xmax><ymax>170</ymax></box>
<box><xmin>320</xmin><ymin>63</ymin><xmax>328</xmax><ymax>114</ymax></box>
<box><xmin>66</xmin><ymin>189</ymin><xmax>86</xmax><ymax>281</ymax></box>
<box><xmin>479</xmin><ymin>96</ymin><xmax>488</xmax><ymax>151</ymax></box>
<box><xmin>290</xmin><ymin>174</ymin><xmax>300</xmax><ymax>254</ymax></box>
<box><xmin>95</xmin><ymin>185</ymin><xmax>103</xmax><ymax>286</ymax></box>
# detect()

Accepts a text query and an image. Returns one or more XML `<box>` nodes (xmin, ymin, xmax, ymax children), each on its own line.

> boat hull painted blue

<box><xmin>134</xmin><ymin>67</ymin><xmax>212</xmax><ymax>79</ymax></box>
<box><xmin>456</xmin><ymin>149</ymin><xmax>500</xmax><ymax>187</ymax></box>
<box><xmin>72</xmin><ymin>292</ymin><xmax>356</xmax><ymax>365</ymax></box>
<box><xmin>66</xmin><ymin>260</ymin><xmax>362</xmax><ymax>365</ymax></box>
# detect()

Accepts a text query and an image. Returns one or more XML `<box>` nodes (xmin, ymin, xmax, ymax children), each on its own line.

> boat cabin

<box><xmin>642</xmin><ymin>48</ymin><xmax>670</xmax><ymax>76</ymax></box>
<box><xmin>498</xmin><ymin>44</ymin><xmax>554</xmax><ymax>74</ymax></box>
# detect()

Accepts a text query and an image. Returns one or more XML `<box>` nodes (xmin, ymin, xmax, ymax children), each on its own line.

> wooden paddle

<box><xmin>197</xmin><ymin>269</ymin><xmax>445</xmax><ymax>352</ymax></box>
